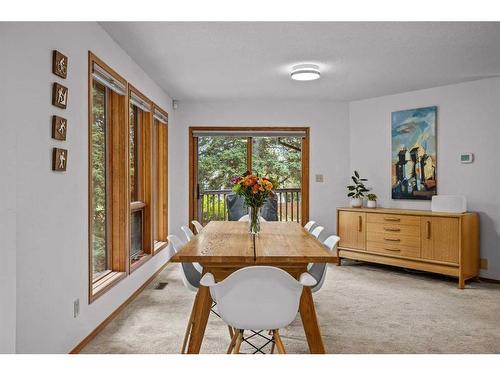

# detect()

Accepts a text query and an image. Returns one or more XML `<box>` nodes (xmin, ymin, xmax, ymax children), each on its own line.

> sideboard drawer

<box><xmin>366</xmin><ymin>241</ymin><xmax>421</xmax><ymax>258</ymax></box>
<box><xmin>367</xmin><ymin>213</ymin><xmax>420</xmax><ymax>226</ymax></box>
<box><xmin>367</xmin><ymin>232</ymin><xmax>420</xmax><ymax>248</ymax></box>
<box><xmin>367</xmin><ymin>222</ymin><xmax>420</xmax><ymax>237</ymax></box>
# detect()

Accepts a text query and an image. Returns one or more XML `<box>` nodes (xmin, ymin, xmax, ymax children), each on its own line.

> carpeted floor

<box><xmin>81</xmin><ymin>261</ymin><xmax>500</xmax><ymax>354</ymax></box>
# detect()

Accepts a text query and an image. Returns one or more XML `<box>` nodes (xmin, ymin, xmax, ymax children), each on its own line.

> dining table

<box><xmin>171</xmin><ymin>220</ymin><xmax>337</xmax><ymax>354</ymax></box>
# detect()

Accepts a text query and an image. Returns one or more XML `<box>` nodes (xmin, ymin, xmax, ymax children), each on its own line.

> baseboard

<box><xmin>479</xmin><ymin>277</ymin><xmax>500</xmax><ymax>284</ymax></box>
<box><xmin>70</xmin><ymin>260</ymin><xmax>170</xmax><ymax>354</ymax></box>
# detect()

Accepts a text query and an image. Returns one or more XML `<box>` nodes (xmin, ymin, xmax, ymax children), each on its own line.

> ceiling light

<box><xmin>290</xmin><ymin>64</ymin><xmax>320</xmax><ymax>81</ymax></box>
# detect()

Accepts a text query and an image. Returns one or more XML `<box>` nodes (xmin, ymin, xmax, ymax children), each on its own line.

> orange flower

<box><xmin>243</xmin><ymin>175</ymin><xmax>258</xmax><ymax>187</ymax></box>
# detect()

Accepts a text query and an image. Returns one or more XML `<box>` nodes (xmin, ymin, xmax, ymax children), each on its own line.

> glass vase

<box><xmin>249</xmin><ymin>206</ymin><xmax>261</xmax><ymax>234</ymax></box>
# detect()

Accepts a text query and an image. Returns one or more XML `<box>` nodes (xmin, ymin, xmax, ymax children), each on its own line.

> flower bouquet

<box><xmin>231</xmin><ymin>173</ymin><xmax>277</xmax><ymax>234</ymax></box>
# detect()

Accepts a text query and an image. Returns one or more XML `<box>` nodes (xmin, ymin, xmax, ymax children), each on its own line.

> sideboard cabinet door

<box><xmin>339</xmin><ymin>211</ymin><xmax>366</xmax><ymax>250</ymax></box>
<box><xmin>421</xmin><ymin>217</ymin><xmax>460</xmax><ymax>264</ymax></box>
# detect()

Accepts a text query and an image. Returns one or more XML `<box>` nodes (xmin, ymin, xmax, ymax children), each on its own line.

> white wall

<box><xmin>349</xmin><ymin>77</ymin><xmax>500</xmax><ymax>279</ymax></box>
<box><xmin>0</xmin><ymin>27</ymin><xmax>17</xmax><ymax>352</ymax></box>
<box><xmin>0</xmin><ymin>22</ymin><xmax>172</xmax><ymax>353</ymax></box>
<box><xmin>170</xmin><ymin>99</ymin><xmax>350</xmax><ymax>240</ymax></box>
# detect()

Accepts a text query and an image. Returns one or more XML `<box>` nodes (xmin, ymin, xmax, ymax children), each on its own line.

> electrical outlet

<box><xmin>73</xmin><ymin>299</ymin><xmax>80</xmax><ymax>318</ymax></box>
<box><xmin>480</xmin><ymin>258</ymin><xmax>488</xmax><ymax>270</ymax></box>
<box><xmin>315</xmin><ymin>174</ymin><xmax>324</xmax><ymax>183</ymax></box>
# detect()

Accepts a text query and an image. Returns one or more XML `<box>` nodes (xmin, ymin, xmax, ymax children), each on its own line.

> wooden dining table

<box><xmin>171</xmin><ymin>221</ymin><xmax>337</xmax><ymax>354</ymax></box>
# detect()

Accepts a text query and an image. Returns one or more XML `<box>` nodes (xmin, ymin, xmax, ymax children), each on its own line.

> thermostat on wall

<box><xmin>460</xmin><ymin>153</ymin><xmax>474</xmax><ymax>163</ymax></box>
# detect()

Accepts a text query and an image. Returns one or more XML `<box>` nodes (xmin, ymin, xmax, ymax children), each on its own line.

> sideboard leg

<box><xmin>337</xmin><ymin>257</ymin><xmax>342</xmax><ymax>266</ymax></box>
<box><xmin>458</xmin><ymin>276</ymin><xmax>465</xmax><ymax>289</ymax></box>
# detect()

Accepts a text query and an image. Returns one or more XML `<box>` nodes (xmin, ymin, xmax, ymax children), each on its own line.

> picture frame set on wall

<box><xmin>51</xmin><ymin>50</ymin><xmax>69</xmax><ymax>171</ymax></box>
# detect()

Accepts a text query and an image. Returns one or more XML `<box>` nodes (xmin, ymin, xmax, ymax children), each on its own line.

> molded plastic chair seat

<box><xmin>191</xmin><ymin>220</ymin><xmax>204</xmax><ymax>234</ymax></box>
<box><xmin>201</xmin><ymin>266</ymin><xmax>316</xmax><ymax>354</ymax></box>
<box><xmin>304</xmin><ymin>220</ymin><xmax>316</xmax><ymax>232</ymax></box>
<box><xmin>181</xmin><ymin>225</ymin><xmax>195</xmax><ymax>241</ymax></box>
<box><xmin>310</xmin><ymin>226</ymin><xmax>324</xmax><ymax>239</ymax></box>
<box><xmin>308</xmin><ymin>235</ymin><xmax>340</xmax><ymax>293</ymax></box>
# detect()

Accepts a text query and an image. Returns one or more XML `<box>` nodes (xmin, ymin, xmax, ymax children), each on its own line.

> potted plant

<box><xmin>347</xmin><ymin>171</ymin><xmax>369</xmax><ymax>208</ymax></box>
<box><xmin>367</xmin><ymin>193</ymin><xmax>378</xmax><ymax>208</ymax></box>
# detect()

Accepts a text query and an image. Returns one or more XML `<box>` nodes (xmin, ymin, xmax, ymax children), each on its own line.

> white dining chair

<box><xmin>310</xmin><ymin>226</ymin><xmax>324</xmax><ymax>239</ymax></box>
<box><xmin>304</xmin><ymin>220</ymin><xmax>316</xmax><ymax>232</ymax></box>
<box><xmin>200</xmin><ymin>266</ymin><xmax>316</xmax><ymax>354</ymax></box>
<box><xmin>238</xmin><ymin>214</ymin><xmax>267</xmax><ymax>222</ymax></box>
<box><xmin>191</xmin><ymin>220</ymin><xmax>204</xmax><ymax>234</ymax></box>
<box><xmin>308</xmin><ymin>235</ymin><xmax>341</xmax><ymax>293</ymax></box>
<box><xmin>181</xmin><ymin>225</ymin><xmax>195</xmax><ymax>241</ymax></box>
<box><xmin>168</xmin><ymin>234</ymin><xmax>224</xmax><ymax>353</ymax></box>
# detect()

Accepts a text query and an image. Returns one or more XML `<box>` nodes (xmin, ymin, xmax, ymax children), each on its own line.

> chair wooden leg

<box><xmin>273</xmin><ymin>330</ymin><xmax>286</xmax><ymax>354</ymax></box>
<box><xmin>233</xmin><ymin>330</ymin><xmax>243</xmax><ymax>354</ymax></box>
<box><xmin>181</xmin><ymin>299</ymin><xmax>196</xmax><ymax>354</ymax></box>
<box><xmin>228</xmin><ymin>325</ymin><xmax>234</xmax><ymax>339</ymax></box>
<box><xmin>226</xmin><ymin>328</ymin><xmax>239</xmax><ymax>354</ymax></box>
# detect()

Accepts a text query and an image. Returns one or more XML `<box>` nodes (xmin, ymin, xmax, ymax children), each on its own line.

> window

<box><xmin>128</xmin><ymin>86</ymin><xmax>153</xmax><ymax>271</ymax></box>
<box><xmin>90</xmin><ymin>81</ymin><xmax>109</xmax><ymax>280</ymax></box>
<box><xmin>88</xmin><ymin>52</ymin><xmax>169</xmax><ymax>301</ymax></box>
<box><xmin>88</xmin><ymin>52</ymin><xmax>128</xmax><ymax>302</ymax></box>
<box><xmin>152</xmin><ymin>105</ymin><xmax>169</xmax><ymax>251</ymax></box>
<box><xmin>189</xmin><ymin>127</ymin><xmax>309</xmax><ymax>226</ymax></box>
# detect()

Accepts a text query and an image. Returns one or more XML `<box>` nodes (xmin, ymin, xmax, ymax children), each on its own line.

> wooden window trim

<box><xmin>128</xmin><ymin>85</ymin><xmax>154</xmax><ymax>272</ymax></box>
<box><xmin>88</xmin><ymin>52</ymin><xmax>129</xmax><ymax>303</ymax></box>
<box><xmin>188</xmin><ymin>126</ymin><xmax>310</xmax><ymax>229</ymax></box>
<box><xmin>152</xmin><ymin>103</ymin><xmax>169</xmax><ymax>253</ymax></box>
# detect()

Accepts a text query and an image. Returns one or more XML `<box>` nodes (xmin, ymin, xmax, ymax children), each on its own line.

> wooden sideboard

<box><xmin>336</xmin><ymin>207</ymin><xmax>479</xmax><ymax>288</ymax></box>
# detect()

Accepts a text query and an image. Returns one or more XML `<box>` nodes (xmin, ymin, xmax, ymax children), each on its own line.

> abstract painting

<box><xmin>391</xmin><ymin>106</ymin><xmax>437</xmax><ymax>200</ymax></box>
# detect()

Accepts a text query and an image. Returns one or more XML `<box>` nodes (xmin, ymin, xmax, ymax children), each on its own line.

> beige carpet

<box><xmin>81</xmin><ymin>261</ymin><xmax>500</xmax><ymax>354</ymax></box>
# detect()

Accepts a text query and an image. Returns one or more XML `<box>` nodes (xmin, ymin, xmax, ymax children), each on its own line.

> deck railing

<box><xmin>199</xmin><ymin>188</ymin><xmax>301</xmax><ymax>225</ymax></box>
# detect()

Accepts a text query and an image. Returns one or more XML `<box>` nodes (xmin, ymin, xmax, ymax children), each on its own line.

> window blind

<box><xmin>130</xmin><ymin>92</ymin><xmax>151</xmax><ymax>113</ymax></box>
<box><xmin>92</xmin><ymin>63</ymin><xmax>126</xmax><ymax>96</ymax></box>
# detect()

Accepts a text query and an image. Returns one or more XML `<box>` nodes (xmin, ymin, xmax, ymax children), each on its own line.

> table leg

<box><xmin>299</xmin><ymin>286</ymin><xmax>325</xmax><ymax>354</ymax></box>
<box><xmin>186</xmin><ymin>285</ymin><xmax>212</xmax><ymax>354</ymax></box>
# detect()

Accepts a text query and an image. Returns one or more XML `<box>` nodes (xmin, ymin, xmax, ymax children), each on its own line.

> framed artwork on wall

<box><xmin>52</xmin><ymin>148</ymin><xmax>68</xmax><ymax>171</ymax></box>
<box><xmin>52</xmin><ymin>82</ymin><xmax>68</xmax><ymax>109</ymax></box>
<box><xmin>52</xmin><ymin>50</ymin><xmax>68</xmax><ymax>79</ymax></box>
<box><xmin>391</xmin><ymin>106</ymin><xmax>437</xmax><ymax>200</ymax></box>
<box><xmin>52</xmin><ymin>115</ymin><xmax>67</xmax><ymax>140</ymax></box>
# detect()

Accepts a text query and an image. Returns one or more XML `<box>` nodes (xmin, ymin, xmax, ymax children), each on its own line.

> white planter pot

<box><xmin>350</xmin><ymin>197</ymin><xmax>363</xmax><ymax>208</ymax></box>
<box><xmin>367</xmin><ymin>200</ymin><xmax>377</xmax><ymax>208</ymax></box>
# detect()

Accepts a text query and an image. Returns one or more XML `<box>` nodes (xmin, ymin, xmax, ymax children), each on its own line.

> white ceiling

<box><xmin>100</xmin><ymin>22</ymin><xmax>500</xmax><ymax>101</ymax></box>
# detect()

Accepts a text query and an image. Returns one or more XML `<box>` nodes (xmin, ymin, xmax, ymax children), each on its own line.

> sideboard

<box><xmin>336</xmin><ymin>207</ymin><xmax>479</xmax><ymax>288</ymax></box>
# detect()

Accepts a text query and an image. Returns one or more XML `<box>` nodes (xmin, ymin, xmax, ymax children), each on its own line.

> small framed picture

<box><xmin>52</xmin><ymin>115</ymin><xmax>67</xmax><ymax>140</ymax></box>
<box><xmin>52</xmin><ymin>148</ymin><xmax>68</xmax><ymax>171</ymax></box>
<box><xmin>52</xmin><ymin>82</ymin><xmax>68</xmax><ymax>109</ymax></box>
<box><xmin>52</xmin><ymin>50</ymin><xmax>68</xmax><ymax>79</ymax></box>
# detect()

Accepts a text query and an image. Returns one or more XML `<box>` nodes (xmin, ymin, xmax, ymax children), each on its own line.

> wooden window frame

<box><xmin>128</xmin><ymin>85</ymin><xmax>154</xmax><ymax>273</ymax></box>
<box><xmin>152</xmin><ymin>104</ymin><xmax>169</xmax><ymax>254</ymax></box>
<box><xmin>88</xmin><ymin>52</ymin><xmax>169</xmax><ymax>300</ymax></box>
<box><xmin>188</xmin><ymin>126</ymin><xmax>310</xmax><ymax>229</ymax></box>
<box><xmin>88</xmin><ymin>52</ymin><xmax>129</xmax><ymax>303</ymax></box>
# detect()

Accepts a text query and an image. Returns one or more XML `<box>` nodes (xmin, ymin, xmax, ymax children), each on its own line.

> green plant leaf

<box><xmin>354</xmin><ymin>170</ymin><xmax>359</xmax><ymax>178</ymax></box>
<box><xmin>347</xmin><ymin>192</ymin><xmax>354</xmax><ymax>197</ymax></box>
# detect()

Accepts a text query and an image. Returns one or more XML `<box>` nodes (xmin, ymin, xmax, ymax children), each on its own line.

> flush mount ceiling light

<box><xmin>290</xmin><ymin>63</ymin><xmax>321</xmax><ymax>81</ymax></box>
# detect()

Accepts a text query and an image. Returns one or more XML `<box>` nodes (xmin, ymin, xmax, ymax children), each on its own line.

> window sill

<box><xmin>130</xmin><ymin>253</ymin><xmax>152</xmax><ymax>274</ymax></box>
<box><xmin>90</xmin><ymin>271</ymin><xmax>127</xmax><ymax>303</ymax></box>
<box><xmin>154</xmin><ymin>241</ymin><xmax>168</xmax><ymax>255</ymax></box>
